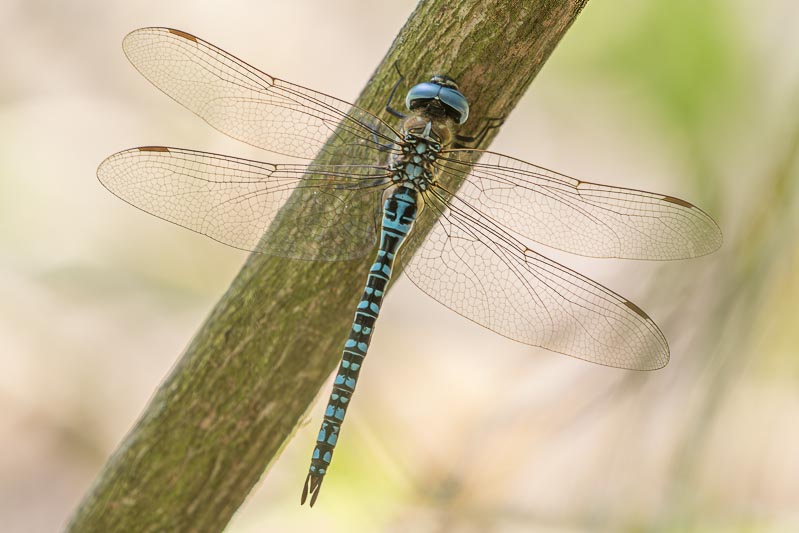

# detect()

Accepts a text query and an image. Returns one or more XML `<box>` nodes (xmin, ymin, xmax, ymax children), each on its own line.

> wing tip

<box><xmin>566</xmin><ymin>343</ymin><xmax>670</xmax><ymax>371</ymax></box>
<box><xmin>96</xmin><ymin>146</ymin><xmax>169</xmax><ymax>186</ymax></box>
<box><xmin>641</xmin><ymin>350</ymin><xmax>670</xmax><ymax>371</ymax></box>
<box><xmin>607</xmin><ymin>343</ymin><xmax>670</xmax><ymax>371</ymax></box>
<box><xmin>662</xmin><ymin>195</ymin><xmax>724</xmax><ymax>257</ymax></box>
<box><xmin>683</xmin><ymin>222</ymin><xmax>723</xmax><ymax>259</ymax></box>
<box><xmin>122</xmin><ymin>27</ymin><xmax>199</xmax><ymax>54</ymax></box>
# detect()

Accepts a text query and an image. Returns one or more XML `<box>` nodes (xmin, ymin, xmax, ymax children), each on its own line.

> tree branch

<box><xmin>67</xmin><ymin>0</ymin><xmax>589</xmax><ymax>530</ymax></box>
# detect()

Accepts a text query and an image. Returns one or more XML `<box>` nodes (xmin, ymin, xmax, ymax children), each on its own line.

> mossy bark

<box><xmin>67</xmin><ymin>0</ymin><xmax>589</xmax><ymax>531</ymax></box>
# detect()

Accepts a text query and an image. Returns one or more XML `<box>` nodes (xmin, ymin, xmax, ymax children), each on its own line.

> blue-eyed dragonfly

<box><xmin>98</xmin><ymin>28</ymin><xmax>722</xmax><ymax>507</ymax></box>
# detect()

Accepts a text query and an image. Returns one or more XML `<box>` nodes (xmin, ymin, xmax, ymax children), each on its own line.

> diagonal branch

<box><xmin>67</xmin><ymin>0</ymin><xmax>589</xmax><ymax>531</ymax></box>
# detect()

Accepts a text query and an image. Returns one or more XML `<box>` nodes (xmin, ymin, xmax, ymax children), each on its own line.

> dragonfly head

<box><xmin>406</xmin><ymin>76</ymin><xmax>470</xmax><ymax>125</ymax></box>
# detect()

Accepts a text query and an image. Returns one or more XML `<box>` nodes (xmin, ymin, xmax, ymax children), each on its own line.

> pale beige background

<box><xmin>1</xmin><ymin>1</ymin><xmax>798</xmax><ymax>531</ymax></box>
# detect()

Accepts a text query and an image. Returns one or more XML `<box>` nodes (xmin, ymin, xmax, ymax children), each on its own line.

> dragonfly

<box><xmin>98</xmin><ymin>28</ymin><xmax>722</xmax><ymax>507</ymax></box>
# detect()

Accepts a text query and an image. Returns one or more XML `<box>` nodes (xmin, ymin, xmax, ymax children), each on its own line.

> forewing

<box><xmin>97</xmin><ymin>147</ymin><xmax>389</xmax><ymax>260</ymax></box>
<box><xmin>435</xmin><ymin>150</ymin><xmax>722</xmax><ymax>260</ymax></box>
<box><xmin>122</xmin><ymin>27</ymin><xmax>400</xmax><ymax>162</ymax></box>
<box><xmin>402</xmin><ymin>188</ymin><xmax>669</xmax><ymax>370</ymax></box>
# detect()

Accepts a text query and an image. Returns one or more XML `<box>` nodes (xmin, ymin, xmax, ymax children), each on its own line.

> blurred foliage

<box><xmin>558</xmin><ymin>0</ymin><xmax>750</xmax><ymax>210</ymax></box>
<box><xmin>597</xmin><ymin>0</ymin><xmax>741</xmax><ymax>136</ymax></box>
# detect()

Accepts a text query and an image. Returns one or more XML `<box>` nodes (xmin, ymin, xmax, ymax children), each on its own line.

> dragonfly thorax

<box><xmin>389</xmin><ymin>117</ymin><xmax>449</xmax><ymax>191</ymax></box>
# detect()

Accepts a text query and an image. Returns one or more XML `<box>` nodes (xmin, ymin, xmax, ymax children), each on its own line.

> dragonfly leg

<box><xmin>453</xmin><ymin>116</ymin><xmax>506</xmax><ymax>148</ymax></box>
<box><xmin>371</xmin><ymin>124</ymin><xmax>398</xmax><ymax>153</ymax></box>
<box><xmin>384</xmin><ymin>61</ymin><xmax>407</xmax><ymax>120</ymax></box>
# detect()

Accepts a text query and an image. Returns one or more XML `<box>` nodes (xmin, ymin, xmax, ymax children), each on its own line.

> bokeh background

<box><xmin>1</xmin><ymin>0</ymin><xmax>797</xmax><ymax>531</ymax></box>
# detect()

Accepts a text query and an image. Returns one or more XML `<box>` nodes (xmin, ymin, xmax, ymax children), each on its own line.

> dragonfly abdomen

<box><xmin>302</xmin><ymin>186</ymin><xmax>420</xmax><ymax>507</ymax></box>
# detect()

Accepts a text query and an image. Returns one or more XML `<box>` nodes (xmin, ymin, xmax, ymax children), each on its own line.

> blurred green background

<box><xmin>1</xmin><ymin>0</ymin><xmax>797</xmax><ymax>531</ymax></box>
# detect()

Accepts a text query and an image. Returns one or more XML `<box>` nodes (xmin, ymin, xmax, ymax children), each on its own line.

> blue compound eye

<box><xmin>405</xmin><ymin>80</ymin><xmax>470</xmax><ymax>125</ymax></box>
<box><xmin>439</xmin><ymin>87</ymin><xmax>469</xmax><ymax>125</ymax></box>
<box><xmin>405</xmin><ymin>82</ymin><xmax>441</xmax><ymax>111</ymax></box>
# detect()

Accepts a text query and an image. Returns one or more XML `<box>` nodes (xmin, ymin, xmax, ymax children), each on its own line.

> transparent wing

<box><xmin>435</xmin><ymin>150</ymin><xmax>722</xmax><ymax>260</ymax></box>
<box><xmin>402</xmin><ymin>187</ymin><xmax>669</xmax><ymax>370</ymax></box>
<box><xmin>122</xmin><ymin>27</ymin><xmax>401</xmax><ymax>162</ymax></box>
<box><xmin>97</xmin><ymin>147</ymin><xmax>390</xmax><ymax>260</ymax></box>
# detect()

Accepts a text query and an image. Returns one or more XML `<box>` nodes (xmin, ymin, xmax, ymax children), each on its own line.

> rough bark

<box><xmin>67</xmin><ymin>0</ymin><xmax>589</xmax><ymax>531</ymax></box>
